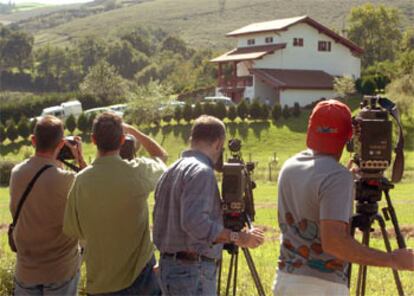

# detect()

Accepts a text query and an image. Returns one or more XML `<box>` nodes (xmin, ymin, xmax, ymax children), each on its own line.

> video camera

<box><xmin>221</xmin><ymin>138</ymin><xmax>256</xmax><ymax>232</ymax></box>
<box><xmin>347</xmin><ymin>95</ymin><xmax>405</xmax><ymax>203</ymax></box>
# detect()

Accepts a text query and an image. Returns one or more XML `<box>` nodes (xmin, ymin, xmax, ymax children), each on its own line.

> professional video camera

<box><xmin>221</xmin><ymin>138</ymin><xmax>256</xmax><ymax>231</ymax></box>
<box><xmin>346</xmin><ymin>96</ymin><xmax>407</xmax><ymax>296</ymax></box>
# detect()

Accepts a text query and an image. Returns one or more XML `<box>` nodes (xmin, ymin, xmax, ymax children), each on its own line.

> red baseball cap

<box><xmin>306</xmin><ymin>99</ymin><xmax>352</xmax><ymax>155</ymax></box>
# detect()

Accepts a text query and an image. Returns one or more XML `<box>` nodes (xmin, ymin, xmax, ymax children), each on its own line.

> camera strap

<box><xmin>11</xmin><ymin>164</ymin><xmax>53</xmax><ymax>228</ymax></box>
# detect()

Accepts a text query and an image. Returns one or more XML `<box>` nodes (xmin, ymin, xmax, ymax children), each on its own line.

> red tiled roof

<box><xmin>251</xmin><ymin>68</ymin><xmax>334</xmax><ymax>89</ymax></box>
<box><xmin>226</xmin><ymin>16</ymin><xmax>363</xmax><ymax>55</ymax></box>
<box><xmin>211</xmin><ymin>43</ymin><xmax>286</xmax><ymax>63</ymax></box>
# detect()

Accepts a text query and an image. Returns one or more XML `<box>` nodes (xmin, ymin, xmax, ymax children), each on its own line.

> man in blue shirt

<box><xmin>153</xmin><ymin>115</ymin><xmax>264</xmax><ymax>296</ymax></box>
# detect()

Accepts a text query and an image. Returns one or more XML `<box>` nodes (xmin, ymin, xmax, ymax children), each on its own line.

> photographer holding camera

<box><xmin>153</xmin><ymin>115</ymin><xmax>264</xmax><ymax>296</ymax></box>
<box><xmin>9</xmin><ymin>115</ymin><xmax>86</xmax><ymax>295</ymax></box>
<box><xmin>63</xmin><ymin>112</ymin><xmax>167</xmax><ymax>296</ymax></box>
<box><xmin>273</xmin><ymin>100</ymin><xmax>414</xmax><ymax>296</ymax></box>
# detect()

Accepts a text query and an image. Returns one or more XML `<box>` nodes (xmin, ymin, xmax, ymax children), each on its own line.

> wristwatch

<box><xmin>230</xmin><ymin>231</ymin><xmax>240</xmax><ymax>243</ymax></box>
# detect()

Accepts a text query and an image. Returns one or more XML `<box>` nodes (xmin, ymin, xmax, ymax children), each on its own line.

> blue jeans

<box><xmin>159</xmin><ymin>256</ymin><xmax>218</xmax><ymax>296</ymax></box>
<box><xmin>14</xmin><ymin>271</ymin><xmax>80</xmax><ymax>296</ymax></box>
<box><xmin>90</xmin><ymin>256</ymin><xmax>161</xmax><ymax>296</ymax></box>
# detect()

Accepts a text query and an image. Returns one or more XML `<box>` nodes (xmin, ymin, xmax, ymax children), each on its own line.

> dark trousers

<box><xmin>90</xmin><ymin>256</ymin><xmax>161</xmax><ymax>296</ymax></box>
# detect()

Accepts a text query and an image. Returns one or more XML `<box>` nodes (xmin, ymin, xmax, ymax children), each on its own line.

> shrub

<box><xmin>6</xmin><ymin>120</ymin><xmax>18</xmax><ymax>142</ymax></box>
<box><xmin>203</xmin><ymin>103</ymin><xmax>216</xmax><ymax>117</ymax></box>
<box><xmin>292</xmin><ymin>102</ymin><xmax>301</xmax><ymax>117</ymax></box>
<box><xmin>182</xmin><ymin>103</ymin><xmax>193</xmax><ymax>123</ymax></box>
<box><xmin>215</xmin><ymin>102</ymin><xmax>227</xmax><ymax>120</ymax></box>
<box><xmin>227</xmin><ymin>105</ymin><xmax>237</xmax><ymax>121</ymax></box>
<box><xmin>271</xmin><ymin>104</ymin><xmax>282</xmax><ymax>121</ymax></box>
<box><xmin>361</xmin><ymin>76</ymin><xmax>377</xmax><ymax>95</ymax></box>
<box><xmin>192</xmin><ymin>102</ymin><xmax>203</xmax><ymax>119</ymax></box>
<box><xmin>29</xmin><ymin>118</ymin><xmax>37</xmax><ymax>133</ymax></box>
<box><xmin>0</xmin><ymin>124</ymin><xmax>6</xmax><ymax>143</ymax></box>
<box><xmin>65</xmin><ymin>115</ymin><xmax>77</xmax><ymax>133</ymax></box>
<box><xmin>17</xmin><ymin>117</ymin><xmax>31</xmax><ymax>140</ymax></box>
<box><xmin>88</xmin><ymin>112</ymin><xmax>97</xmax><ymax>129</ymax></box>
<box><xmin>77</xmin><ymin>113</ymin><xmax>89</xmax><ymax>134</ymax></box>
<box><xmin>260</xmin><ymin>104</ymin><xmax>270</xmax><ymax>120</ymax></box>
<box><xmin>249</xmin><ymin>101</ymin><xmax>262</xmax><ymax>120</ymax></box>
<box><xmin>237</xmin><ymin>101</ymin><xmax>249</xmax><ymax>121</ymax></box>
<box><xmin>174</xmin><ymin>106</ymin><xmax>182</xmax><ymax>123</ymax></box>
<box><xmin>0</xmin><ymin>160</ymin><xmax>17</xmax><ymax>186</ymax></box>
<box><xmin>282</xmin><ymin>105</ymin><xmax>290</xmax><ymax>119</ymax></box>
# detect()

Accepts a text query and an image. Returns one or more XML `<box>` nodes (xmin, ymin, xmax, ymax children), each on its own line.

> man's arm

<box><xmin>320</xmin><ymin>220</ymin><xmax>414</xmax><ymax>270</ymax></box>
<box><xmin>123</xmin><ymin>123</ymin><xmax>168</xmax><ymax>162</ymax></box>
<box><xmin>63</xmin><ymin>180</ymin><xmax>84</xmax><ymax>239</ymax></box>
<box><xmin>214</xmin><ymin>228</ymin><xmax>265</xmax><ymax>249</ymax></box>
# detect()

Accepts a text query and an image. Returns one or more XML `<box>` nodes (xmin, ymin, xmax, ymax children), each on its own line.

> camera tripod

<box><xmin>216</xmin><ymin>219</ymin><xmax>266</xmax><ymax>296</ymax></box>
<box><xmin>348</xmin><ymin>177</ymin><xmax>406</xmax><ymax>296</ymax></box>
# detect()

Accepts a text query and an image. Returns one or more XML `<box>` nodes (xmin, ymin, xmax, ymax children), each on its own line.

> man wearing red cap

<box><xmin>273</xmin><ymin>100</ymin><xmax>414</xmax><ymax>296</ymax></box>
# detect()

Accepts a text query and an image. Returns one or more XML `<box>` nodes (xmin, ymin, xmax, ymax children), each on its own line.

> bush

<box><xmin>6</xmin><ymin>120</ymin><xmax>18</xmax><ymax>142</ymax></box>
<box><xmin>361</xmin><ymin>76</ymin><xmax>377</xmax><ymax>95</ymax></box>
<box><xmin>29</xmin><ymin>118</ymin><xmax>37</xmax><ymax>133</ymax></box>
<box><xmin>271</xmin><ymin>104</ymin><xmax>282</xmax><ymax>122</ymax></box>
<box><xmin>77</xmin><ymin>113</ymin><xmax>89</xmax><ymax>134</ymax></box>
<box><xmin>237</xmin><ymin>101</ymin><xmax>249</xmax><ymax>121</ymax></box>
<box><xmin>282</xmin><ymin>105</ymin><xmax>290</xmax><ymax>119</ymax></box>
<box><xmin>292</xmin><ymin>102</ymin><xmax>301</xmax><ymax>117</ymax></box>
<box><xmin>0</xmin><ymin>124</ymin><xmax>6</xmax><ymax>143</ymax></box>
<box><xmin>203</xmin><ymin>103</ymin><xmax>216</xmax><ymax>117</ymax></box>
<box><xmin>215</xmin><ymin>102</ymin><xmax>227</xmax><ymax>120</ymax></box>
<box><xmin>260</xmin><ymin>104</ymin><xmax>270</xmax><ymax>120</ymax></box>
<box><xmin>88</xmin><ymin>112</ymin><xmax>97</xmax><ymax>129</ymax></box>
<box><xmin>65</xmin><ymin>115</ymin><xmax>77</xmax><ymax>133</ymax></box>
<box><xmin>0</xmin><ymin>160</ymin><xmax>17</xmax><ymax>186</ymax></box>
<box><xmin>227</xmin><ymin>105</ymin><xmax>238</xmax><ymax>121</ymax></box>
<box><xmin>192</xmin><ymin>102</ymin><xmax>203</xmax><ymax>119</ymax></box>
<box><xmin>174</xmin><ymin>106</ymin><xmax>182</xmax><ymax>123</ymax></box>
<box><xmin>182</xmin><ymin>103</ymin><xmax>193</xmax><ymax>123</ymax></box>
<box><xmin>249</xmin><ymin>101</ymin><xmax>262</xmax><ymax>120</ymax></box>
<box><xmin>17</xmin><ymin>117</ymin><xmax>31</xmax><ymax>140</ymax></box>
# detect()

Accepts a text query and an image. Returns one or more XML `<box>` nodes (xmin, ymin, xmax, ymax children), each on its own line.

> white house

<box><xmin>211</xmin><ymin>15</ymin><xmax>363</xmax><ymax>107</ymax></box>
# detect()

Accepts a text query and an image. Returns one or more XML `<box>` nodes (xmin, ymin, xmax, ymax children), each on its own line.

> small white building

<box><xmin>211</xmin><ymin>15</ymin><xmax>363</xmax><ymax>107</ymax></box>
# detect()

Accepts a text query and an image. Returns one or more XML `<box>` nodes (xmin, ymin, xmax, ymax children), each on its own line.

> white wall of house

<box><xmin>237</xmin><ymin>23</ymin><xmax>360</xmax><ymax>78</ymax></box>
<box><xmin>253</xmin><ymin>76</ymin><xmax>277</xmax><ymax>105</ymax></box>
<box><xmin>279</xmin><ymin>89</ymin><xmax>337</xmax><ymax>107</ymax></box>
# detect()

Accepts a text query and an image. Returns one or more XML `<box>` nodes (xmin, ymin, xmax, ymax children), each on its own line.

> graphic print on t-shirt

<box><xmin>279</xmin><ymin>212</ymin><xmax>346</xmax><ymax>279</ymax></box>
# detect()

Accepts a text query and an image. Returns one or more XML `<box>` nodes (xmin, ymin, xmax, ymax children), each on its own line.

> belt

<box><xmin>161</xmin><ymin>252</ymin><xmax>217</xmax><ymax>263</ymax></box>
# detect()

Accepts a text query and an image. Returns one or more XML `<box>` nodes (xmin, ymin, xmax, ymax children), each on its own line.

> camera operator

<box><xmin>9</xmin><ymin>115</ymin><xmax>86</xmax><ymax>296</ymax></box>
<box><xmin>63</xmin><ymin>112</ymin><xmax>167</xmax><ymax>296</ymax></box>
<box><xmin>273</xmin><ymin>100</ymin><xmax>414</xmax><ymax>296</ymax></box>
<box><xmin>153</xmin><ymin>115</ymin><xmax>264</xmax><ymax>296</ymax></box>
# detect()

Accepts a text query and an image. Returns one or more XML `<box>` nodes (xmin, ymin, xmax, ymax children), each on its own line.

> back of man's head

<box><xmin>191</xmin><ymin>115</ymin><xmax>226</xmax><ymax>145</ymax></box>
<box><xmin>306</xmin><ymin>99</ymin><xmax>352</xmax><ymax>156</ymax></box>
<box><xmin>34</xmin><ymin>115</ymin><xmax>64</xmax><ymax>153</ymax></box>
<box><xmin>92</xmin><ymin>112</ymin><xmax>123</xmax><ymax>152</ymax></box>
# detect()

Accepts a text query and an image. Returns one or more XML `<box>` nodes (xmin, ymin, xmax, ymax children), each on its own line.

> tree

<box><xmin>6</xmin><ymin>120</ymin><xmax>18</xmax><ymax>142</ymax></box>
<box><xmin>77</xmin><ymin>113</ymin><xmax>89</xmax><ymax>134</ymax></box>
<box><xmin>182</xmin><ymin>103</ymin><xmax>193</xmax><ymax>123</ymax></box>
<box><xmin>271</xmin><ymin>104</ymin><xmax>282</xmax><ymax>122</ymax></box>
<box><xmin>215</xmin><ymin>102</ymin><xmax>227</xmax><ymax>120</ymax></box>
<box><xmin>334</xmin><ymin>76</ymin><xmax>356</xmax><ymax>97</ymax></box>
<box><xmin>292</xmin><ymin>102</ymin><xmax>301</xmax><ymax>117</ymax></box>
<box><xmin>347</xmin><ymin>4</ymin><xmax>402</xmax><ymax>67</ymax></box>
<box><xmin>77</xmin><ymin>37</ymin><xmax>107</xmax><ymax>74</ymax></box>
<box><xmin>260</xmin><ymin>104</ymin><xmax>269</xmax><ymax>120</ymax></box>
<box><xmin>174</xmin><ymin>106</ymin><xmax>182</xmax><ymax>124</ymax></box>
<box><xmin>192</xmin><ymin>102</ymin><xmax>203</xmax><ymax>119</ymax></box>
<box><xmin>237</xmin><ymin>101</ymin><xmax>249</xmax><ymax>121</ymax></box>
<box><xmin>0</xmin><ymin>29</ymin><xmax>33</xmax><ymax>72</ymax></box>
<box><xmin>80</xmin><ymin>60</ymin><xmax>129</xmax><ymax>104</ymax></box>
<box><xmin>282</xmin><ymin>105</ymin><xmax>290</xmax><ymax>119</ymax></box>
<box><xmin>203</xmin><ymin>103</ymin><xmax>216</xmax><ymax>117</ymax></box>
<box><xmin>17</xmin><ymin>117</ymin><xmax>30</xmax><ymax>140</ymax></box>
<box><xmin>65</xmin><ymin>115</ymin><xmax>77</xmax><ymax>133</ymax></box>
<box><xmin>361</xmin><ymin>76</ymin><xmax>377</xmax><ymax>94</ymax></box>
<box><xmin>227</xmin><ymin>105</ymin><xmax>237</xmax><ymax>121</ymax></box>
<box><xmin>249</xmin><ymin>101</ymin><xmax>262</xmax><ymax>120</ymax></box>
<box><xmin>0</xmin><ymin>123</ymin><xmax>6</xmax><ymax>143</ymax></box>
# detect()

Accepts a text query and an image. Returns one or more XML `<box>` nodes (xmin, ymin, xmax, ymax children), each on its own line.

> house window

<box><xmin>265</xmin><ymin>37</ymin><xmax>273</xmax><ymax>43</ymax></box>
<box><xmin>293</xmin><ymin>38</ymin><xmax>303</xmax><ymax>47</ymax></box>
<box><xmin>318</xmin><ymin>41</ymin><xmax>331</xmax><ymax>52</ymax></box>
<box><xmin>247</xmin><ymin>39</ymin><xmax>255</xmax><ymax>45</ymax></box>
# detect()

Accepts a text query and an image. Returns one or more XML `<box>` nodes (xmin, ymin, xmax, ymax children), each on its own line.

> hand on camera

<box><xmin>236</xmin><ymin>228</ymin><xmax>265</xmax><ymax>249</ymax></box>
<box><xmin>65</xmin><ymin>136</ymin><xmax>87</xmax><ymax>169</ymax></box>
<box><xmin>391</xmin><ymin>248</ymin><xmax>414</xmax><ymax>271</ymax></box>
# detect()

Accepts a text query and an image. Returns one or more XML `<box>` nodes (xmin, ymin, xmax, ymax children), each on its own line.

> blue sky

<box><xmin>0</xmin><ymin>0</ymin><xmax>93</xmax><ymax>4</ymax></box>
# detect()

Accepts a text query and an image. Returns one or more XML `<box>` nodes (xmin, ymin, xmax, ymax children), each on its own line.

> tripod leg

<box><xmin>242</xmin><ymin>248</ymin><xmax>266</xmax><ymax>296</ymax></box>
<box><xmin>233</xmin><ymin>252</ymin><xmax>238</xmax><ymax>296</ymax></box>
<box><xmin>374</xmin><ymin>215</ymin><xmax>405</xmax><ymax>296</ymax></box>
<box><xmin>348</xmin><ymin>225</ymin><xmax>357</xmax><ymax>288</ymax></box>
<box><xmin>225</xmin><ymin>253</ymin><xmax>235</xmax><ymax>296</ymax></box>
<box><xmin>217</xmin><ymin>259</ymin><xmax>222</xmax><ymax>296</ymax></box>
<box><xmin>356</xmin><ymin>228</ymin><xmax>370</xmax><ymax>296</ymax></box>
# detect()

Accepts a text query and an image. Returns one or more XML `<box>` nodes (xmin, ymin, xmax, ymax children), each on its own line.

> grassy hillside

<box><xmin>3</xmin><ymin>0</ymin><xmax>412</xmax><ymax>49</ymax></box>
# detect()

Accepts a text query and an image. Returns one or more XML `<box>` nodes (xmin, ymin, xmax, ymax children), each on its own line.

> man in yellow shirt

<box><xmin>64</xmin><ymin>112</ymin><xmax>167</xmax><ymax>295</ymax></box>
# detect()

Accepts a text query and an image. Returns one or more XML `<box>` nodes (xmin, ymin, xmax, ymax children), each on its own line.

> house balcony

<box><xmin>217</xmin><ymin>75</ymin><xmax>253</xmax><ymax>102</ymax></box>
